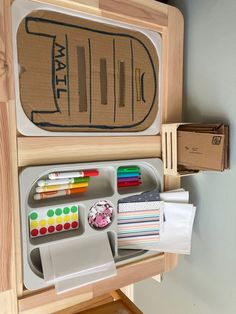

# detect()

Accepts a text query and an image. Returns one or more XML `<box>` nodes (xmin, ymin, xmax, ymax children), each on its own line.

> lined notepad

<box><xmin>118</xmin><ymin>201</ymin><xmax>164</xmax><ymax>249</ymax></box>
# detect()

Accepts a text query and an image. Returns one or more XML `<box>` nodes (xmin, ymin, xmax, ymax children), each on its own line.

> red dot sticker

<box><xmin>48</xmin><ymin>226</ymin><xmax>55</xmax><ymax>233</ymax></box>
<box><xmin>31</xmin><ymin>229</ymin><xmax>38</xmax><ymax>237</ymax></box>
<box><xmin>64</xmin><ymin>223</ymin><xmax>70</xmax><ymax>230</ymax></box>
<box><xmin>56</xmin><ymin>224</ymin><xmax>63</xmax><ymax>232</ymax></box>
<box><xmin>40</xmin><ymin>227</ymin><xmax>47</xmax><ymax>235</ymax></box>
<box><xmin>71</xmin><ymin>221</ymin><xmax>78</xmax><ymax>229</ymax></box>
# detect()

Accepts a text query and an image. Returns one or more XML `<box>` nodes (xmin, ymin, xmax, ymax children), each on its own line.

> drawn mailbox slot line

<box><xmin>77</xmin><ymin>46</ymin><xmax>87</xmax><ymax>112</ymax></box>
<box><xmin>135</xmin><ymin>68</ymin><xmax>141</xmax><ymax>101</ymax></box>
<box><xmin>100</xmin><ymin>58</ymin><xmax>108</xmax><ymax>105</ymax></box>
<box><xmin>113</xmin><ymin>39</ymin><xmax>116</xmax><ymax>122</ymax></box>
<box><xmin>141</xmin><ymin>72</ymin><xmax>146</xmax><ymax>103</ymax></box>
<box><xmin>119</xmin><ymin>61</ymin><xmax>125</xmax><ymax>107</ymax></box>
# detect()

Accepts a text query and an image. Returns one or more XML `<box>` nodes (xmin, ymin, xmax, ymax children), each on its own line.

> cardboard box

<box><xmin>177</xmin><ymin>124</ymin><xmax>229</xmax><ymax>171</ymax></box>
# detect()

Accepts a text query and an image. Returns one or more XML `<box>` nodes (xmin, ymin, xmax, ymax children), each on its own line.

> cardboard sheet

<box><xmin>17</xmin><ymin>10</ymin><xmax>159</xmax><ymax>132</ymax></box>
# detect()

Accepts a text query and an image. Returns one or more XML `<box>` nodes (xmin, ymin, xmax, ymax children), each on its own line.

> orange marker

<box><xmin>36</xmin><ymin>182</ymin><xmax>89</xmax><ymax>193</ymax></box>
<box><xmin>33</xmin><ymin>187</ymin><xmax>87</xmax><ymax>200</ymax></box>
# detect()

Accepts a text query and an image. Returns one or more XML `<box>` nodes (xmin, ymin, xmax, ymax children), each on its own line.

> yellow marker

<box><xmin>39</xmin><ymin>219</ymin><xmax>46</xmax><ymax>227</ymax></box>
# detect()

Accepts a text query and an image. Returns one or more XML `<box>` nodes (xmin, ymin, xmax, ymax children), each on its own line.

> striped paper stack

<box><xmin>118</xmin><ymin>188</ymin><xmax>196</xmax><ymax>255</ymax></box>
<box><xmin>118</xmin><ymin>201</ymin><xmax>164</xmax><ymax>250</ymax></box>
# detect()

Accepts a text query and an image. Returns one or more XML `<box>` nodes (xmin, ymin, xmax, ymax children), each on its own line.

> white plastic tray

<box><xmin>12</xmin><ymin>0</ymin><xmax>162</xmax><ymax>136</ymax></box>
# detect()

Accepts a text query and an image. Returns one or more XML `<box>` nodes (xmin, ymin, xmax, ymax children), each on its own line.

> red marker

<box><xmin>118</xmin><ymin>181</ymin><xmax>142</xmax><ymax>188</ymax></box>
<box><xmin>49</xmin><ymin>169</ymin><xmax>99</xmax><ymax>179</ymax></box>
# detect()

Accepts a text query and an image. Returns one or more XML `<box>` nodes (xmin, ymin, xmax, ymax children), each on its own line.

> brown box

<box><xmin>177</xmin><ymin>131</ymin><xmax>225</xmax><ymax>171</ymax></box>
<box><xmin>162</xmin><ymin>123</ymin><xmax>229</xmax><ymax>176</ymax></box>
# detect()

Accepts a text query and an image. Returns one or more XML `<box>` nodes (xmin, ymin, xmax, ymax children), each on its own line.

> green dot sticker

<box><xmin>47</xmin><ymin>209</ymin><xmax>54</xmax><ymax>217</ymax></box>
<box><xmin>30</xmin><ymin>212</ymin><xmax>38</xmax><ymax>220</ymax></box>
<box><xmin>63</xmin><ymin>207</ymin><xmax>70</xmax><ymax>214</ymax></box>
<box><xmin>55</xmin><ymin>208</ymin><xmax>62</xmax><ymax>216</ymax></box>
<box><xmin>71</xmin><ymin>206</ymin><xmax>78</xmax><ymax>213</ymax></box>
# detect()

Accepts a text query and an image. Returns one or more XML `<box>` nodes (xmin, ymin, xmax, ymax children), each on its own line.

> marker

<box><xmin>33</xmin><ymin>187</ymin><xmax>87</xmax><ymax>200</ymax></box>
<box><xmin>117</xmin><ymin>172</ymin><xmax>140</xmax><ymax>178</ymax></box>
<box><xmin>118</xmin><ymin>166</ymin><xmax>140</xmax><ymax>173</ymax></box>
<box><xmin>118</xmin><ymin>177</ymin><xmax>141</xmax><ymax>183</ymax></box>
<box><xmin>118</xmin><ymin>181</ymin><xmax>141</xmax><ymax>188</ymax></box>
<box><xmin>36</xmin><ymin>182</ymin><xmax>89</xmax><ymax>193</ymax></box>
<box><xmin>37</xmin><ymin>177</ymin><xmax>89</xmax><ymax>187</ymax></box>
<box><xmin>48</xmin><ymin>169</ymin><xmax>99</xmax><ymax>180</ymax></box>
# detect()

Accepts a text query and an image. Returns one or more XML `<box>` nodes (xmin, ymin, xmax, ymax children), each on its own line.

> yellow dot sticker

<box><xmin>48</xmin><ymin>217</ymin><xmax>55</xmax><ymax>225</ymax></box>
<box><xmin>71</xmin><ymin>213</ymin><xmax>78</xmax><ymax>221</ymax></box>
<box><xmin>31</xmin><ymin>221</ymin><xmax>38</xmax><ymax>228</ymax></box>
<box><xmin>56</xmin><ymin>217</ymin><xmax>63</xmax><ymax>224</ymax></box>
<box><xmin>39</xmin><ymin>219</ymin><xmax>46</xmax><ymax>227</ymax></box>
<box><xmin>64</xmin><ymin>215</ymin><xmax>70</xmax><ymax>222</ymax></box>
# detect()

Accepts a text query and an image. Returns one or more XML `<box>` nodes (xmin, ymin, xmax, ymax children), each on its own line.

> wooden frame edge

<box><xmin>0</xmin><ymin>0</ymin><xmax>184</xmax><ymax>312</ymax></box>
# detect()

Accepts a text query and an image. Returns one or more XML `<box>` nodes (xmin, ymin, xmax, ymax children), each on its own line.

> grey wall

<box><xmin>134</xmin><ymin>1</ymin><xmax>236</xmax><ymax>313</ymax></box>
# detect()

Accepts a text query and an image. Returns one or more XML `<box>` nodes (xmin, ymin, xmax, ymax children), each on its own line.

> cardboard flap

<box><xmin>40</xmin><ymin>233</ymin><xmax>116</xmax><ymax>293</ymax></box>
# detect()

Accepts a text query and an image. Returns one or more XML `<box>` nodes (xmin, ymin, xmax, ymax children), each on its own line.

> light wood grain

<box><xmin>113</xmin><ymin>290</ymin><xmax>143</xmax><ymax>314</ymax></box>
<box><xmin>0</xmin><ymin>103</ymin><xmax>12</xmax><ymax>290</ymax></box>
<box><xmin>0</xmin><ymin>0</ymin><xmax>14</xmax><ymax>101</ymax></box>
<box><xmin>161</xmin><ymin>6</ymin><xmax>184</xmax><ymax>123</ymax></box>
<box><xmin>19</xmin><ymin>253</ymin><xmax>174</xmax><ymax>313</ymax></box>
<box><xmin>8</xmin><ymin>100</ymin><xmax>23</xmax><ymax>297</ymax></box>
<box><xmin>0</xmin><ymin>101</ymin><xmax>18</xmax><ymax>313</ymax></box>
<box><xmin>0</xmin><ymin>0</ymin><xmax>23</xmax><ymax>300</ymax></box>
<box><xmin>0</xmin><ymin>290</ymin><xmax>18</xmax><ymax>314</ymax></box>
<box><xmin>0</xmin><ymin>1</ymin><xmax>18</xmax><ymax>310</ymax></box>
<box><xmin>0</xmin><ymin>0</ymin><xmax>8</xmax><ymax>102</ymax></box>
<box><xmin>100</xmin><ymin>0</ymin><xmax>168</xmax><ymax>27</ymax></box>
<box><xmin>78</xmin><ymin>300</ymin><xmax>137</xmax><ymax>314</ymax></box>
<box><xmin>121</xmin><ymin>285</ymin><xmax>134</xmax><ymax>302</ymax></box>
<box><xmin>17</xmin><ymin>136</ymin><xmax>161</xmax><ymax>166</ymax></box>
<box><xmin>32</xmin><ymin>0</ymin><xmax>101</xmax><ymax>15</ymax></box>
<box><xmin>19</xmin><ymin>287</ymin><xmax>93</xmax><ymax>314</ymax></box>
<box><xmin>54</xmin><ymin>293</ymin><xmax>114</xmax><ymax>314</ymax></box>
<box><xmin>77</xmin><ymin>290</ymin><xmax>143</xmax><ymax>314</ymax></box>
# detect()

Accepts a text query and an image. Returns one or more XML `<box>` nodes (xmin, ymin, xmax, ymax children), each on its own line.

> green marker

<box><xmin>118</xmin><ymin>166</ymin><xmax>140</xmax><ymax>173</ymax></box>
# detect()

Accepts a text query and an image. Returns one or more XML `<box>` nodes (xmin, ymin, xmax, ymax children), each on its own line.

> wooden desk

<box><xmin>0</xmin><ymin>0</ymin><xmax>183</xmax><ymax>312</ymax></box>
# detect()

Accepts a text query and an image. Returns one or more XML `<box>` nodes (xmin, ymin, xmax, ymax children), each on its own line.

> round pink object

<box><xmin>88</xmin><ymin>200</ymin><xmax>114</xmax><ymax>230</ymax></box>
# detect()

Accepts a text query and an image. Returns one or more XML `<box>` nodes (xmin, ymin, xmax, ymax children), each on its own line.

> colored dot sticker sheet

<box><xmin>29</xmin><ymin>205</ymin><xmax>79</xmax><ymax>238</ymax></box>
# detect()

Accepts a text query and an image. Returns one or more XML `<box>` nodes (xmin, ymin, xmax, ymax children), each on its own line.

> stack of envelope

<box><xmin>118</xmin><ymin>189</ymin><xmax>196</xmax><ymax>255</ymax></box>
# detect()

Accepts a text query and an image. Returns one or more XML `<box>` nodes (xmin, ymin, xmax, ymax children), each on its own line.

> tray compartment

<box><xmin>28</xmin><ymin>166</ymin><xmax>115</xmax><ymax>208</ymax></box>
<box><xmin>19</xmin><ymin>158</ymin><xmax>163</xmax><ymax>290</ymax></box>
<box><xmin>117</xmin><ymin>163</ymin><xmax>158</xmax><ymax>195</ymax></box>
